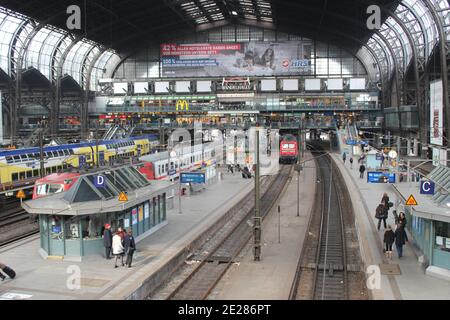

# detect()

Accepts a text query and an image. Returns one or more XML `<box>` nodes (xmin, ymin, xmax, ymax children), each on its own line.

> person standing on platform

<box><xmin>349</xmin><ymin>157</ymin><xmax>354</xmax><ymax>169</ymax></box>
<box><xmin>394</xmin><ymin>225</ymin><xmax>408</xmax><ymax>258</ymax></box>
<box><xmin>396</xmin><ymin>212</ymin><xmax>407</xmax><ymax>229</ymax></box>
<box><xmin>375</xmin><ymin>203</ymin><xmax>387</xmax><ymax>230</ymax></box>
<box><xmin>123</xmin><ymin>229</ymin><xmax>136</xmax><ymax>268</ymax></box>
<box><xmin>383</xmin><ymin>225</ymin><xmax>395</xmax><ymax>260</ymax></box>
<box><xmin>342</xmin><ymin>152</ymin><xmax>347</xmax><ymax>164</ymax></box>
<box><xmin>112</xmin><ymin>231</ymin><xmax>125</xmax><ymax>268</ymax></box>
<box><xmin>117</xmin><ymin>227</ymin><xmax>126</xmax><ymax>240</ymax></box>
<box><xmin>359</xmin><ymin>163</ymin><xmax>366</xmax><ymax>179</ymax></box>
<box><xmin>103</xmin><ymin>224</ymin><xmax>112</xmax><ymax>260</ymax></box>
<box><xmin>381</xmin><ymin>193</ymin><xmax>391</xmax><ymax>218</ymax></box>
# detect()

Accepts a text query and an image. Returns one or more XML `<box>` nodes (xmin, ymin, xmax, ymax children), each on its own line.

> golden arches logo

<box><xmin>176</xmin><ymin>100</ymin><xmax>189</xmax><ymax>111</ymax></box>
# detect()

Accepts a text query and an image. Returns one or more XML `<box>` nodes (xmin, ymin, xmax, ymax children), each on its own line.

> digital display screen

<box><xmin>367</xmin><ymin>172</ymin><xmax>395</xmax><ymax>184</ymax></box>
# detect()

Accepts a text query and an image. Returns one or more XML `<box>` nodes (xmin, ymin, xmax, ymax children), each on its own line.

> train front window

<box><xmin>36</xmin><ymin>184</ymin><xmax>65</xmax><ymax>196</ymax></box>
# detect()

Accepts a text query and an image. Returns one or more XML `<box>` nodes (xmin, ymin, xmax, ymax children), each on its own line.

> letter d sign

<box><xmin>94</xmin><ymin>175</ymin><xmax>105</xmax><ymax>188</ymax></box>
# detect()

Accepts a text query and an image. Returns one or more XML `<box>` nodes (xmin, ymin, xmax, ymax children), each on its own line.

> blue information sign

<box><xmin>346</xmin><ymin>139</ymin><xmax>357</xmax><ymax>145</ymax></box>
<box><xmin>367</xmin><ymin>172</ymin><xmax>396</xmax><ymax>184</ymax></box>
<box><xmin>420</xmin><ymin>180</ymin><xmax>435</xmax><ymax>195</ymax></box>
<box><xmin>168</xmin><ymin>169</ymin><xmax>176</xmax><ymax>176</ymax></box>
<box><xmin>180</xmin><ymin>172</ymin><xmax>206</xmax><ymax>184</ymax></box>
<box><xmin>94</xmin><ymin>175</ymin><xmax>105</xmax><ymax>188</ymax></box>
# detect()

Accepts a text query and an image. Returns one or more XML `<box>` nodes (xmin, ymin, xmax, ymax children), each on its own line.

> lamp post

<box><xmin>254</xmin><ymin>128</ymin><xmax>261</xmax><ymax>261</ymax></box>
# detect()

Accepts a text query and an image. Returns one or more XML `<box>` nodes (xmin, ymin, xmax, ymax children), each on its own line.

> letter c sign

<box><xmin>420</xmin><ymin>180</ymin><xmax>435</xmax><ymax>195</ymax></box>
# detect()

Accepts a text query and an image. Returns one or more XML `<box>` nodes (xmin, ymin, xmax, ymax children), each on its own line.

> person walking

<box><xmin>123</xmin><ymin>229</ymin><xmax>136</xmax><ymax>268</ymax></box>
<box><xmin>103</xmin><ymin>224</ymin><xmax>113</xmax><ymax>260</ymax></box>
<box><xmin>112</xmin><ymin>231</ymin><xmax>125</xmax><ymax>268</ymax></box>
<box><xmin>394</xmin><ymin>225</ymin><xmax>408</xmax><ymax>258</ymax></box>
<box><xmin>383</xmin><ymin>226</ymin><xmax>395</xmax><ymax>260</ymax></box>
<box><xmin>375</xmin><ymin>202</ymin><xmax>387</xmax><ymax>230</ymax></box>
<box><xmin>396</xmin><ymin>212</ymin><xmax>407</xmax><ymax>229</ymax></box>
<box><xmin>349</xmin><ymin>157</ymin><xmax>354</xmax><ymax>169</ymax></box>
<box><xmin>342</xmin><ymin>152</ymin><xmax>347</xmax><ymax>164</ymax></box>
<box><xmin>359</xmin><ymin>163</ymin><xmax>366</xmax><ymax>179</ymax></box>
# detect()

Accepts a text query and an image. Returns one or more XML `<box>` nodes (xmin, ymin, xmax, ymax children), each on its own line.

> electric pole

<box><xmin>39</xmin><ymin>130</ymin><xmax>45</xmax><ymax>178</ymax></box>
<box><xmin>95</xmin><ymin>123</ymin><xmax>99</xmax><ymax>168</ymax></box>
<box><xmin>254</xmin><ymin>128</ymin><xmax>261</xmax><ymax>261</ymax></box>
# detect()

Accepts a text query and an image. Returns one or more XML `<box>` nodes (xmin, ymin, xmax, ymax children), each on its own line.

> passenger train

<box><xmin>279</xmin><ymin>134</ymin><xmax>299</xmax><ymax>164</ymax></box>
<box><xmin>0</xmin><ymin>135</ymin><xmax>159</xmax><ymax>192</ymax></box>
<box><xmin>30</xmin><ymin>141</ymin><xmax>219</xmax><ymax>200</ymax></box>
<box><xmin>138</xmin><ymin>142</ymin><xmax>219</xmax><ymax>180</ymax></box>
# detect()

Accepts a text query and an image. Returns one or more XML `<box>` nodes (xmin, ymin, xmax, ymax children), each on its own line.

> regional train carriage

<box><xmin>139</xmin><ymin>142</ymin><xmax>218</xmax><ymax>180</ymax></box>
<box><xmin>279</xmin><ymin>134</ymin><xmax>298</xmax><ymax>164</ymax></box>
<box><xmin>0</xmin><ymin>135</ymin><xmax>158</xmax><ymax>191</ymax></box>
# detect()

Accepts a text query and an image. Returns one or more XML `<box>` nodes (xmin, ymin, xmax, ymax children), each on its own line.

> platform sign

<box><xmin>168</xmin><ymin>169</ymin><xmax>176</xmax><ymax>176</ymax></box>
<box><xmin>180</xmin><ymin>172</ymin><xmax>206</xmax><ymax>184</ymax></box>
<box><xmin>118</xmin><ymin>192</ymin><xmax>128</xmax><ymax>202</ymax></box>
<box><xmin>346</xmin><ymin>139</ymin><xmax>357</xmax><ymax>145</ymax></box>
<box><xmin>420</xmin><ymin>180</ymin><xmax>435</xmax><ymax>195</ymax></box>
<box><xmin>376</xmin><ymin>154</ymin><xmax>384</xmax><ymax>160</ymax></box>
<box><xmin>16</xmin><ymin>189</ymin><xmax>26</xmax><ymax>199</ymax></box>
<box><xmin>94</xmin><ymin>175</ymin><xmax>105</xmax><ymax>188</ymax></box>
<box><xmin>367</xmin><ymin>172</ymin><xmax>396</xmax><ymax>184</ymax></box>
<box><xmin>406</xmin><ymin>194</ymin><xmax>418</xmax><ymax>206</ymax></box>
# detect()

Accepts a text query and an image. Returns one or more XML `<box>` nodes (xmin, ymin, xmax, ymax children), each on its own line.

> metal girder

<box><xmin>422</xmin><ymin>0</ymin><xmax>450</xmax><ymax>147</ymax></box>
<box><xmin>53</xmin><ymin>35</ymin><xmax>83</xmax><ymax>135</ymax></box>
<box><xmin>81</xmin><ymin>47</ymin><xmax>107</xmax><ymax>138</ymax></box>
<box><xmin>12</xmin><ymin>20</ymin><xmax>44</xmax><ymax>144</ymax></box>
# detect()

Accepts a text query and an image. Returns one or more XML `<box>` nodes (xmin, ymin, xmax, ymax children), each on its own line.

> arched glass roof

<box><xmin>0</xmin><ymin>7</ymin><xmax>120</xmax><ymax>89</ymax></box>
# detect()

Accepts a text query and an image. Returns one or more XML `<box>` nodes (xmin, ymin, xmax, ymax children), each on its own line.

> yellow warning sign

<box><xmin>118</xmin><ymin>192</ymin><xmax>128</xmax><ymax>202</ymax></box>
<box><xmin>16</xmin><ymin>189</ymin><xmax>26</xmax><ymax>199</ymax></box>
<box><xmin>406</xmin><ymin>194</ymin><xmax>418</xmax><ymax>206</ymax></box>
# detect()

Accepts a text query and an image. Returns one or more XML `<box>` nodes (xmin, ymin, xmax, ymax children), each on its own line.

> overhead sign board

<box><xmin>180</xmin><ymin>172</ymin><xmax>206</xmax><ymax>184</ymax></box>
<box><xmin>367</xmin><ymin>172</ymin><xmax>396</xmax><ymax>184</ymax></box>
<box><xmin>420</xmin><ymin>180</ymin><xmax>435</xmax><ymax>195</ymax></box>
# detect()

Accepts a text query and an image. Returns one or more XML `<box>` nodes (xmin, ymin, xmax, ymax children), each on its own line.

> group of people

<box><xmin>227</xmin><ymin>164</ymin><xmax>253</xmax><ymax>179</ymax></box>
<box><xmin>343</xmin><ymin>152</ymin><xmax>366</xmax><ymax>179</ymax></box>
<box><xmin>103</xmin><ymin>224</ymin><xmax>136</xmax><ymax>268</ymax></box>
<box><xmin>375</xmin><ymin>193</ymin><xmax>409</xmax><ymax>259</ymax></box>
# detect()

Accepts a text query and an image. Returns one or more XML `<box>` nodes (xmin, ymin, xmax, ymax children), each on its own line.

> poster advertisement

<box><xmin>138</xmin><ymin>206</ymin><xmax>143</xmax><ymax>222</ymax></box>
<box><xmin>160</xmin><ymin>41</ymin><xmax>312</xmax><ymax>77</ymax></box>
<box><xmin>124</xmin><ymin>219</ymin><xmax>130</xmax><ymax>228</ymax></box>
<box><xmin>144</xmin><ymin>202</ymin><xmax>150</xmax><ymax>219</ymax></box>
<box><xmin>430</xmin><ymin>80</ymin><xmax>443</xmax><ymax>146</ymax></box>
<box><xmin>132</xmin><ymin>208</ymin><xmax>138</xmax><ymax>225</ymax></box>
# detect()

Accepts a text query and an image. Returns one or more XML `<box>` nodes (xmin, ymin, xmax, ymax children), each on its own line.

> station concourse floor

<box><xmin>209</xmin><ymin>152</ymin><xmax>317</xmax><ymax>300</ymax></box>
<box><xmin>0</xmin><ymin>170</ymin><xmax>253</xmax><ymax>300</ymax></box>
<box><xmin>332</xmin><ymin>153</ymin><xmax>450</xmax><ymax>300</ymax></box>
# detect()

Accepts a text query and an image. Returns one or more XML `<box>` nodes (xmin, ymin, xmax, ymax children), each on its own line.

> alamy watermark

<box><xmin>366</xmin><ymin>5</ymin><xmax>381</xmax><ymax>30</ymax></box>
<box><xmin>66</xmin><ymin>5</ymin><xmax>81</xmax><ymax>30</ymax></box>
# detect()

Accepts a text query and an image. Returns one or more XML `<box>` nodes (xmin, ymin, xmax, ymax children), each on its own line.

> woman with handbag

<box><xmin>383</xmin><ymin>226</ymin><xmax>395</xmax><ymax>259</ymax></box>
<box><xmin>375</xmin><ymin>203</ymin><xmax>387</xmax><ymax>230</ymax></box>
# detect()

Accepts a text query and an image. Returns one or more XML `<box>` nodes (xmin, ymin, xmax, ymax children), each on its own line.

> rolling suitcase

<box><xmin>1</xmin><ymin>266</ymin><xmax>16</xmax><ymax>279</ymax></box>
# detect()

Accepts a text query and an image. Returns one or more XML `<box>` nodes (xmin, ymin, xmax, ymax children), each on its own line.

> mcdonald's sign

<box><xmin>176</xmin><ymin>100</ymin><xmax>189</xmax><ymax>111</ymax></box>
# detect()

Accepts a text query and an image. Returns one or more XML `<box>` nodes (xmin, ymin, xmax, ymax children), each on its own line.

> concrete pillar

<box><xmin>413</xmin><ymin>138</ymin><xmax>419</xmax><ymax>157</ymax></box>
<box><xmin>407</xmin><ymin>139</ymin><xmax>412</xmax><ymax>156</ymax></box>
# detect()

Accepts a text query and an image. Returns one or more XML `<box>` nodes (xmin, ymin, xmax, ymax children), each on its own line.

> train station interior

<box><xmin>0</xmin><ymin>0</ymin><xmax>449</xmax><ymax>304</ymax></box>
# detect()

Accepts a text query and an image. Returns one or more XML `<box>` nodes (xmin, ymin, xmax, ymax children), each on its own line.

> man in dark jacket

<box><xmin>375</xmin><ymin>203</ymin><xmax>387</xmax><ymax>230</ymax></box>
<box><xmin>123</xmin><ymin>229</ymin><xmax>136</xmax><ymax>268</ymax></box>
<box><xmin>103</xmin><ymin>224</ymin><xmax>113</xmax><ymax>260</ymax></box>
<box><xmin>394</xmin><ymin>225</ymin><xmax>408</xmax><ymax>258</ymax></box>
<box><xmin>359</xmin><ymin>164</ymin><xmax>366</xmax><ymax>179</ymax></box>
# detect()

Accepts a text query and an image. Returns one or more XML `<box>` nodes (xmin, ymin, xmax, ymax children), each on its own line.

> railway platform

<box><xmin>209</xmin><ymin>152</ymin><xmax>317</xmax><ymax>300</ymax></box>
<box><xmin>332</xmin><ymin>153</ymin><xmax>450</xmax><ymax>300</ymax></box>
<box><xmin>0</xmin><ymin>169</ymin><xmax>253</xmax><ymax>300</ymax></box>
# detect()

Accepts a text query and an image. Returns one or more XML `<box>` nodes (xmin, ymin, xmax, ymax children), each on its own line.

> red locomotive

<box><xmin>279</xmin><ymin>134</ymin><xmax>299</xmax><ymax>164</ymax></box>
<box><xmin>32</xmin><ymin>172</ymin><xmax>80</xmax><ymax>200</ymax></box>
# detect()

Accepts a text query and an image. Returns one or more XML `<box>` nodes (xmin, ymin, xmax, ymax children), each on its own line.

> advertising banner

<box><xmin>430</xmin><ymin>80</ymin><xmax>443</xmax><ymax>146</ymax></box>
<box><xmin>160</xmin><ymin>41</ymin><xmax>311</xmax><ymax>77</ymax></box>
<box><xmin>144</xmin><ymin>202</ymin><xmax>149</xmax><ymax>219</ymax></box>
<box><xmin>132</xmin><ymin>208</ymin><xmax>138</xmax><ymax>225</ymax></box>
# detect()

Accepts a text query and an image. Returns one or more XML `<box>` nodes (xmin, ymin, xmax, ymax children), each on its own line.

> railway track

<box><xmin>290</xmin><ymin>143</ymin><xmax>368</xmax><ymax>300</ymax></box>
<box><xmin>149</xmin><ymin>165</ymin><xmax>292</xmax><ymax>300</ymax></box>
